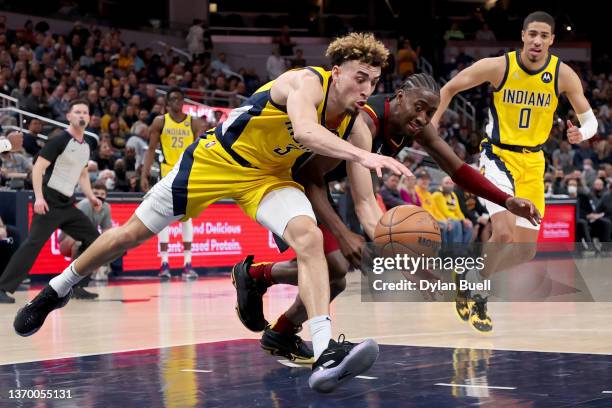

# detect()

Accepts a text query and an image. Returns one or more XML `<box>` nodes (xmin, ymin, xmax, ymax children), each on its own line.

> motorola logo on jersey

<box><xmin>541</xmin><ymin>72</ymin><xmax>552</xmax><ymax>83</ymax></box>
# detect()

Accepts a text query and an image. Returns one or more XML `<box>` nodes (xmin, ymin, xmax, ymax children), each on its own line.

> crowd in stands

<box><xmin>0</xmin><ymin>14</ymin><xmax>610</xmax><ymax>248</ymax></box>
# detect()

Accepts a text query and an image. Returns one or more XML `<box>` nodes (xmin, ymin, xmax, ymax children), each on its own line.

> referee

<box><xmin>0</xmin><ymin>100</ymin><xmax>101</xmax><ymax>303</ymax></box>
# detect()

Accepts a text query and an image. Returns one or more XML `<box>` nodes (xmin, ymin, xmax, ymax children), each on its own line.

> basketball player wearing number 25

<box><xmin>431</xmin><ymin>11</ymin><xmax>596</xmax><ymax>332</ymax></box>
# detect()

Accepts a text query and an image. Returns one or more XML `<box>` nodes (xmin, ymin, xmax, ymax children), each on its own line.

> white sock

<box><xmin>183</xmin><ymin>249</ymin><xmax>192</xmax><ymax>265</ymax></box>
<box><xmin>309</xmin><ymin>315</ymin><xmax>332</xmax><ymax>360</ymax></box>
<box><xmin>161</xmin><ymin>251</ymin><xmax>169</xmax><ymax>264</ymax></box>
<box><xmin>49</xmin><ymin>262</ymin><xmax>85</xmax><ymax>297</ymax></box>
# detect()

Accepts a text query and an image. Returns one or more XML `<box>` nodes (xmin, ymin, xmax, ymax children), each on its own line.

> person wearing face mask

<box><xmin>0</xmin><ymin>100</ymin><xmax>101</xmax><ymax>303</ymax></box>
<box><xmin>58</xmin><ymin>183</ymin><xmax>113</xmax><ymax>282</ymax></box>
<box><xmin>581</xmin><ymin>158</ymin><xmax>597</xmax><ymax>187</ymax></box>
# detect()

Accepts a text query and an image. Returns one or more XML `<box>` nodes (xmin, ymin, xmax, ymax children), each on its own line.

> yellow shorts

<box><xmin>479</xmin><ymin>142</ymin><xmax>545</xmax><ymax>227</ymax></box>
<box><xmin>172</xmin><ymin>135</ymin><xmax>303</xmax><ymax>220</ymax></box>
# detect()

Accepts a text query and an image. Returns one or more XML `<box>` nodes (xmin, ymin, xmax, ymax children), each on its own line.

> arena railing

<box><xmin>154</xmin><ymin>86</ymin><xmax>247</xmax><ymax>107</ymax></box>
<box><xmin>439</xmin><ymin>77</ymin><xmax>476</xmax><ymax>131</ymax></box>
<box><xmin>0</xmin><ymin>107</ymin><xmax>99</xmax><ymax>143</ymax></box>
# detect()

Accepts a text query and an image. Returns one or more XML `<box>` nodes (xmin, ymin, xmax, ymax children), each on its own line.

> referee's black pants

<box><xmin>0</xmin><ymin>205</ymin><xmax>99</xmax><ymax>293</ymax></box>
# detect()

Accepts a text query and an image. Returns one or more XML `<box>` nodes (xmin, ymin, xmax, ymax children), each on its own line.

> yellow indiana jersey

<box><xmin>160</xmin><ymin>113</ymin><xmax>195</xmax><ymax>177</ymax></box>
<box><xmin>213</xmin><ymin>66</ymin><xmax>357</xmax><ymax>171</ymax></box>
<box><xmin>486</xmin><ymin>50</ymin><xmax>560</xmax><ymax>147</ymax></box>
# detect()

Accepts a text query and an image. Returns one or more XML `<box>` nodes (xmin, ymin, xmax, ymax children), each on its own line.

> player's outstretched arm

<box><xmin>431</xmin><ymin>56</ymin><xmax>505</xmax><ymax>128</ymax></box>
<box><xmin>416</xmin><ymin>125</ymin><xmax>541</xmax><ymax>226</ymax></box>
<box><xmin>346</xmin><ymin>116</ymin><xmax>384</xmax><ymax>240</ymax></box>
<box><xmin>297</xmin><ymin>154</ymin><xmax>365</xmax><ymax>268</ymax></box>
<box><xmin>559</xmin><ymin>63</ymin><xmax>597</xmax><ymax>144</ymax></box>
<box><xmin>285</xmin><ymin>72</ymin><xmax>410</xmax><ymax>178</ymax></box>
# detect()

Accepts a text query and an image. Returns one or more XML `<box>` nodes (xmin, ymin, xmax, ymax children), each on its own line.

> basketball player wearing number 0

<box><xmin>431</xmin><ymin>11</ymin><xmax>596</xmax><ymax>332</ymax></box>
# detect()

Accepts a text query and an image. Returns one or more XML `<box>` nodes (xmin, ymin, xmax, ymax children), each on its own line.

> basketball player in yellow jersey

<box><xmin>431</xmin><ymin>11</ymin><xmax>596</xmax><ymax>333</ymax></box>
<box><xmin>16</xmin><ymin>33</ymin><xmax>411</xmax><ymax>393</ymax></box>
<box><xmin>141</xmin><ymin>88</ymin><xmax>206</xmax><ymax>280</ymax></box>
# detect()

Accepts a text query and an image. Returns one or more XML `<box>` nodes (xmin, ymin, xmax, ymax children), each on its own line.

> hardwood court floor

<box><xmin>0</xmin><ymin>270</ymin><xmax>611</xmax><ymax>407</ymax></box>
<box><xmin>1</xmin><ymin>272</ymin><xmax>611</xmax><ymax>366</ymax></box>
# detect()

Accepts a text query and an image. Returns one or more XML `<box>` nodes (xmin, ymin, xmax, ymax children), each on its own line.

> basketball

<box><xmin>373</xmin><ymin>205</ymin><xmax>442</xmax><ymax>257</ymax></box>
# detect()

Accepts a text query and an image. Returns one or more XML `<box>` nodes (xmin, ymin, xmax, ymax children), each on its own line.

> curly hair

<box><xmin>325</xmin><ymin>32</ymin><xmax>389</xmax><ymax>68</ymax></box>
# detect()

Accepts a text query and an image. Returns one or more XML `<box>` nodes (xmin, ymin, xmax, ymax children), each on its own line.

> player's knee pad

<box><xmin>181</xmin><ymin>219</ymin><xmax>193</xmax><ymax>242</ymax></box>
<box><xmin>256</xmin><ymin>187</ymin><xmax>316</xmax><ymax>240</ymax></box>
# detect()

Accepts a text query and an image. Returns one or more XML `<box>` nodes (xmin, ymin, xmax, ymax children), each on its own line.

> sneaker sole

<box><xmin>14</xmin><ymin>290</ymin><xmax>72</xmax><ymax>337</ymax></box>
<box><xmin>260</xmin><ymin>344</ymin><xmax>314</xmax><ymax>364</ymax></box>
<box><xmin>308</xmin><ymin>339</ymin><xmax>379</xmax><ymax>393</ymax></box>
<box><xmin>231</xmin><ymin>262</ymin><xmax>266</xmax><ymax>332</ymax></box>
<box><xmin>470</xmin><ymin>319</ymin><xmax>494</xmax><ymax>334</ymax></box>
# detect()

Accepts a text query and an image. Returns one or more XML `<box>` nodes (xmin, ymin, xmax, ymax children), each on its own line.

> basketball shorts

<box><xmin>135</xmin><ymin>135</ymin><xmax>316</xmax><ymax>237</ymax></box>
<box><xmin>478</xmin><ymin>142</ymin><xmax>545</xmax><ymax>230</ymax></box>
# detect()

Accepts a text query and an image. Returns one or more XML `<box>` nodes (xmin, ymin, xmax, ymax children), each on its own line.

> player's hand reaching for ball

<box><xmin>338</xmin><ymin>230</ymin><xmax>366</xmax><ymax>270</ymax></box>
<box><xmin>505</xmin><ymin>197</ymin><xmax>541</xmax><ymax>226</ymax></box>
<box><xmin>360</xmin><ymin>152</ymin><xmax>413</xmax><ymax>178</ymax></box>
<box><xmin>566</xmin><ymin>120</ymin><xmax>582</xmax><ymax>144</ymax></box>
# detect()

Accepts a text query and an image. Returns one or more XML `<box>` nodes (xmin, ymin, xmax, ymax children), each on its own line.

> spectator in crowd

<box><xmin>444</xmin><ymin>22</ymin><xmax>465</xmax><ymax>41</ymax></box>
<box><xmin>432</xmin><ymin>176</ymin><xmax>472</xmax><ymax>244</ymax></box>
<box><xmin>552</xmin><ymin>140</ymin><xmax>575</xmax><ymax>174</ymax></box>
<box><xmin>186</xmin><ymin>19</ymin><xmax>205</xmax><ymax>61</ymax></box>
<box><xmin>456</xmin><ymin>184</ymin><xmax>491</xmax><ymax>242</ymax></box>
<box><xmin>380</xmin><ymin>173</ymin><xmax>409</xmax><ymax>209</ymax></box>
<box><xmin>22</xmin><ymin>81</ymin><xmax>50</xmax><ymax>116</ymax></box>
<box><xmin>290</xmin><ymin>49</ymin><xmax>307</xmax><ymax>69</ymax></box>
<box><xmin>126</xmin><ymin>122</ymin><xmax>148</xmax><ymax>172</ymax></box>
<box><xmin>23</xmin><ymin>118</ymin><xmax>43</xmax><ymax>157</ymax></box>
<box><xmin>210</xmin><ymin>52</ymin><xmax>232</xmax><ymax>77</ymax></box>
<box><xmin>573</xmin><ymin>178</ymin><xmax>611</xmax><ymax>250</ymax></box>
<box><xmin>573</xmin><ymin>140</ymin><xmax>597</xmax><ymax>170</ymax></box>
<box><xmin>96</xmin><ymin>169</ymin><xmax>116</xmax><ymax>191</ymax></box>
<box><xmin>396</xmin><ymin>40</ymin><xmax>419</xmax><ymax>78</ymax></box>
<box><xmin>274</xmin><ymin>25</ymin><xmax>295</xmax><ymax>57</ymax></box>
<box><xmin>266</xmin><ymin>46</ymin><xmax>287</xmax><ymax>81</ymax></box>
<box><xmin>475</xmin><ymin>24</ymin><xmax>496</xmax><ymax>41</ymax></box>
<box><xmin>0</xmin><ymin>131</ymin><xmax>32</xmax><ymax>189</ymax></box>
<box><xmin>87</xmin><ymin>89</ymin><xmax>105</xmax><ymax>117</ymax></box>
<box><xmin>414</xmin><ymin>168</ymin><xmax>446</xmax><ymax>226</ymax></box>
<box><xmin>398</xmin><ymin>174</ymin><xmax>421</xmax><ymax>206</ymax></box>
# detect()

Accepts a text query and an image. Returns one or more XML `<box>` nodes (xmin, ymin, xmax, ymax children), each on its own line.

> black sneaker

<box><xmin>0</xmin><ymin>290</ymin><xmax>15</xmax><ymax>304</ymax></box>
<box><xmin>14</xmin><ymin>285</ymin><xmax>72</xmax><ymax>337</ymax></box>
<box><xmin>231</xmin><ymin>255</ymin><xmax>268</xmax><ymax>332</ymax></box>
<box><xmin>469</xmin><ymin>295</ymin><xmax>493</xmax><ymax>333</ymax></box>
<box><xmin>72</xmin><ymin>287</ymin><xmax>99</xmax><ymax>300</ymax></box>
<box><xmin>260</xmin><ymin>325</ymin><xmax>314</xmax><ymax>364</ymax></box>
<box><xmin>452</xmin><ymin>269</ymin><xmax>470</xmax><ymax>322</ymax></box>
<box><xmin>309</xmin><ymin>335</ymin><xmax>379</xmax><ymax>393</ymax></box>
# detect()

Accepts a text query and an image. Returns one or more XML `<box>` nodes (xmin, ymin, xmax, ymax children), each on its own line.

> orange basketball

<box><xmin>374</xmin><ymin>205</ymin><xmax>442</xmax><ymax>257</ymax></box>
